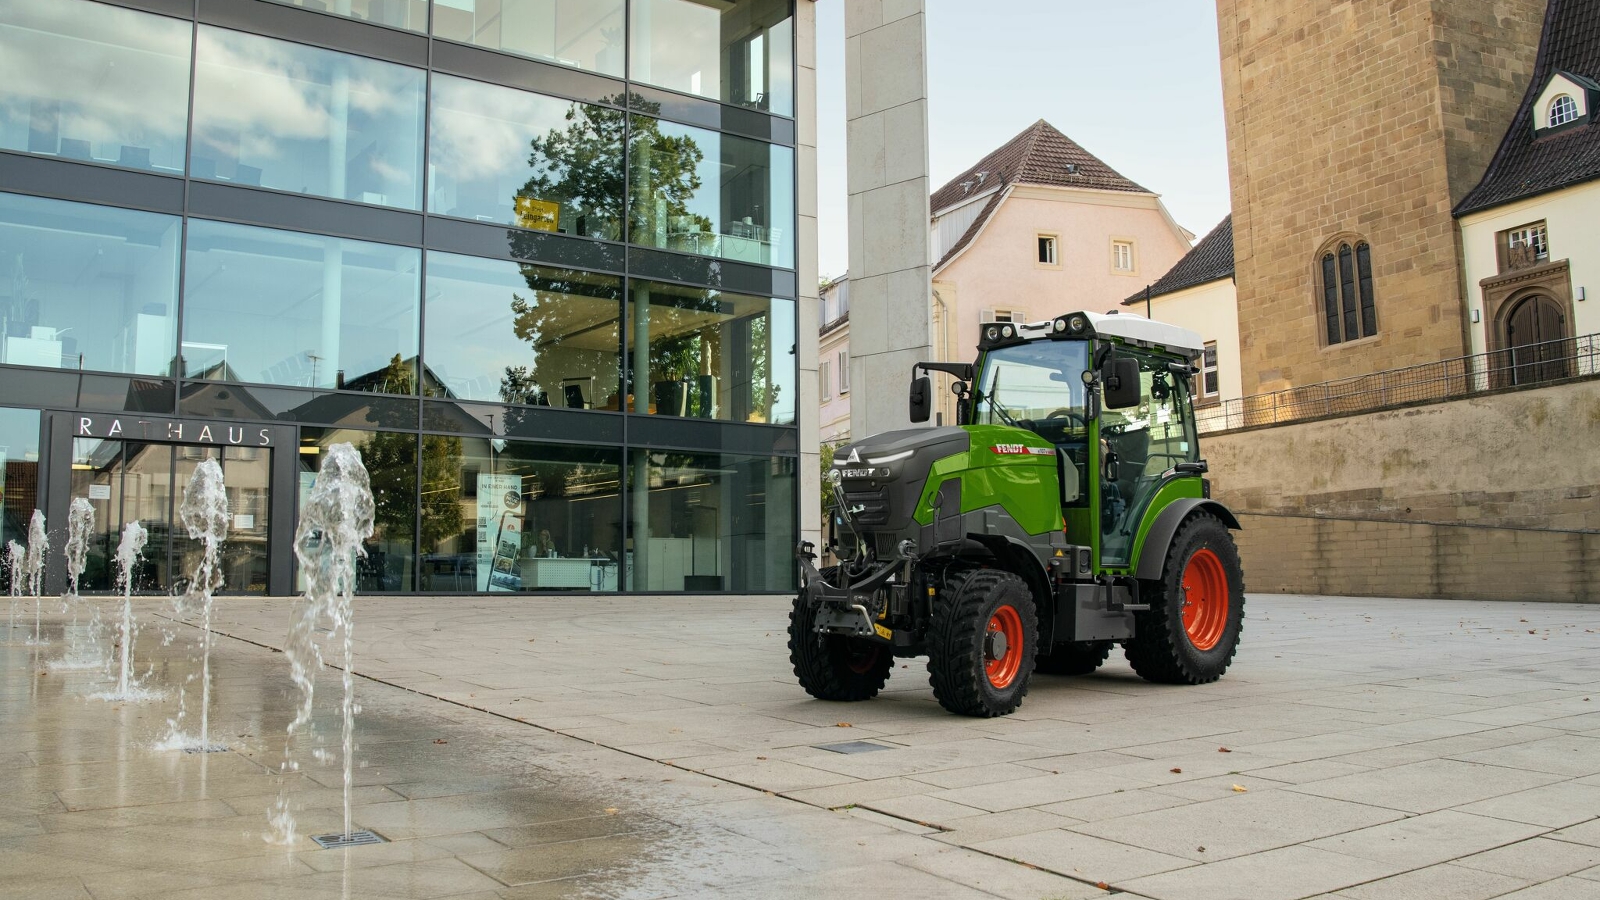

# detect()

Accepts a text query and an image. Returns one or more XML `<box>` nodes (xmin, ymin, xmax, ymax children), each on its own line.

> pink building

<box><xmin>824</xmin><ymin>120</ymin><xmax>1195</xmax><ymax>434</ymax></box>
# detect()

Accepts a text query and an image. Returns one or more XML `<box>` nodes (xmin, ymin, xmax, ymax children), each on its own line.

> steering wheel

<box><xmin>1044</xmin><ymin>408</ymin><xmax>1086</xmax><ymax>429</ymax></box>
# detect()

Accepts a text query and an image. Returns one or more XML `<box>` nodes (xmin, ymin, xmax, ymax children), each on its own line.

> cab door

<box><xmin>1098</xmin><ymin>350</ymin><xmax>1198</xmax><ymax>567</ymax></box>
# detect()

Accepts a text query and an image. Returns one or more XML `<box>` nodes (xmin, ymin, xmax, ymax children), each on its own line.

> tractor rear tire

<box><xmin>926</xmin><ymin>569</ymin><xmax>1038</xmax><ymax>717</ymax></box>
<box><xmin>789</xmin><ymin>568</ymin><xmax>893</xmax><ymax>701</ymax></box>
<box><xmin>1035</xmin><ymin>640</ymin><xmax>1113</xmax><ymax>676</ymax></box>
<box><xmin>1125</xmin><ymin>513</ymin><xmax>1245</xmax><ymax>685</ymax></box>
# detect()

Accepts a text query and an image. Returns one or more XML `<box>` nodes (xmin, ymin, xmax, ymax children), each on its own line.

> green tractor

<box><xmin>791</xmin><ymin>311</ymin><xmax>1245</xmax><ymax>717</ymax></box>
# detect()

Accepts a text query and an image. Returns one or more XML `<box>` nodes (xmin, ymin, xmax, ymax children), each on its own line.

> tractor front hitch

<box><xmin>795</xmin><ymin>543</ymin><xmax>903</xmax><ymax>642</ymax></box>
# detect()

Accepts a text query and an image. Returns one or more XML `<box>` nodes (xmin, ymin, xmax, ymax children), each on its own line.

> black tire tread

<box><xmin>926</xmin><ymin>569</ymin><xmax>1037</xmax><ymax>717</ymax></box>
<box><xmin>1124</xmin><ymin>513</ymin><xmax>1246</xmax><ymax>685</ymax></box>
<box><xmin>788</xmin><ymin>567</ymin><xmax>893</xmax><ymax>701</ymax></box>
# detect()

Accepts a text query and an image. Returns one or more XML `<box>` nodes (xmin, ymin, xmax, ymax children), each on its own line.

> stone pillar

<box><xmin>844</xmin><ymin>0</ymin><xmax>932</xmax><ymax>440</ymax></box>
<box><xmin>795</xmin><ymin>0</ymin><xmax>823</xmax><ymax>552</ymax></box>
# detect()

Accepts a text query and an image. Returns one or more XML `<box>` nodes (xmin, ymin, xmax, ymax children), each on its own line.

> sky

<box><xmin>814</xmin><ymin>0</ymin><xmax>1232</xmax><ymax>280</ymax></box>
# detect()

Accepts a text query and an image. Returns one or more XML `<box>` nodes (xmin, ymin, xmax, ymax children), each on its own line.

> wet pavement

<box><xmin>6</xmin><ymin>593</ymin><xmax>1600</xmax><ymax>899</ymax></box>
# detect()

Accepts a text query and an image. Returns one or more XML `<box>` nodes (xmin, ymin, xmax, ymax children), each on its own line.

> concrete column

<box><xmin>844</xmin><ymin>0</ymin><xmax>932</xmax><ymax>439</ymax></box>
<box><xmin>795</xmin><ymin>0</ymin><xmax>823</xmax><ymax>552</ymax></box>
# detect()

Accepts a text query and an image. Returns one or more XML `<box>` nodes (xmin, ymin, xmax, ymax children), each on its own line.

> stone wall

<box><xmin>1215</xmin><ymin>0</ymin><xmax>1544</xmax><ymax>395</ymax></box>
<box><xmin>1207</xmin><ymin>377</ymin><xmax>1600</xmax><ymax>601</ymax></box>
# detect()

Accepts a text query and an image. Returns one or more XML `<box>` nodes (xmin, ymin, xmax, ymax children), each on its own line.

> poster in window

<box><xmin>476</xmin><ymin>474</ymin><xmax>524</xmax><ymax>591</ymax></box>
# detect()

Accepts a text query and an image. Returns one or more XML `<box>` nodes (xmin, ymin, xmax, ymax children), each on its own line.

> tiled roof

<box><xmin>1456</xmin><ymin>0</ymin><xmax>1600</xmax><ymax>216</ymax></box>
<box><xmin>932</xmin><ymin>120</ymin><xmax>1149</xmax><ymax>271</ymax></box>
<box><xmin>1123</xmin><ymin>215</ymin><xmax>1234</xmax><ymax>305</ymax></box>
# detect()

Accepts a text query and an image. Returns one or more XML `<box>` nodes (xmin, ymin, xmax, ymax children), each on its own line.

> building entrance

<box><xmin>69</xmin><ymin>440</ymin><xmax>272</xmax><ymax>594</ymax></box>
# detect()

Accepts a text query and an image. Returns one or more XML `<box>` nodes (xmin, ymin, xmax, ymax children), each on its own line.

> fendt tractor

<box><xmin>791</xmin><ymin>311</ymin><xmax>1246</xmax><ymax>717</ymax></box>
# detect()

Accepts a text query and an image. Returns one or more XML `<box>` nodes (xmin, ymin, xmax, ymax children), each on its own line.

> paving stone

<box><xmin>1305</xmin><ymin>809</ymin><xmax>1546</xmax><ymax>868</ymax></box>
<box><xmin>1455</xmin><ymin>782</ymin><xmax>1600</xmax><ymax>828</ymax></box>
<box><xmin>1452</xmin><ymin>837</ymin><xmax>1600</xmax><ymax>881</ymax></box>
<box><xmin>1333</xmin><ymin>862</ymin><xmax>1529</xmax><ymax>900</ymax></box>
<box><xmin>1288</xmin><ymin>758</ymin><xmax>1565</xmax><ymax>813</ymax></box>
<box><xmin>1117</xmin><ymin>845</ymin><xmax>1405</xmax><ymax>900</ymax></box>
<box><xmin>970</xmin><ymin>828</ymin><xmax>1196</xmax><ymax>882</ymax></box>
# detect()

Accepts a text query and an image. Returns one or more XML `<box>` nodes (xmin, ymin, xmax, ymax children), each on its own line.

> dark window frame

<box><xmin>1317</xmin><ymin>237</ymin><xmax>1379</xmax><ymax>346</ymax></box>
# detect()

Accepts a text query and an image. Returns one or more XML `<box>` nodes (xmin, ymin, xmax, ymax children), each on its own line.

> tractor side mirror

<box><xmin>1102</xmin><ymin>357</ymin><xmax>1141</xmax><ymax>409</ymax></box>
<box><xmin>909</xmin><ymin>375</ymin><xmax>932</xmax><ymax>423</ymax></box>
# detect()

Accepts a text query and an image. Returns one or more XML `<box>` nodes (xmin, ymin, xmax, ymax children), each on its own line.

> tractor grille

<box><xmin>843</xmin><ymin>488</ymin><xmax>890</xmax><ymax>526</ymax></box>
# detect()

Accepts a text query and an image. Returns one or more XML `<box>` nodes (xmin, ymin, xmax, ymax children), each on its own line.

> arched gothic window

<box><xmin>1550</xmin><ymin>94</ymin><xmax>1580</xmax><ymax>128</ymax></box>
<box><xmin>1318</xmin><ymin>240</ymin><xmax>1377</xmax><ymax>345</ymax></box>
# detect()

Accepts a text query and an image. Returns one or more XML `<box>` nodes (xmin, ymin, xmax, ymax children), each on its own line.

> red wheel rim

<box><xmin>985</xmin><ymin>604</ymin><xmax>1025</xmax><ymax>688</ymax></box>
<box><xmin>845</xmin><ymin>643</ymin><xmax>880</xmax><ymax>674</ymax></box>
<box><xmin>1181</xmin><ymin>548</ymin><xmax>1229</xmax><ymax>651</ymax></box>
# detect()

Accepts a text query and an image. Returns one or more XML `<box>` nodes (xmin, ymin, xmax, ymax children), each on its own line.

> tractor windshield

<box><xmin>973</xmin><ymin>340</ymin><xmax>1090</xmax><ymax>434</ymax></box>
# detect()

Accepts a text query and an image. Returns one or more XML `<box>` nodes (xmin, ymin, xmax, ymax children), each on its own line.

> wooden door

<box><xmin>1505</xmin><ymin>295</ymin><xmax>1570</xmax><ymax>386</ymax></box>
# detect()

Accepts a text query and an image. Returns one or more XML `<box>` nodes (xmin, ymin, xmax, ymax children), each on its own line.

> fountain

<box><xmin>25</xmin><ymin>510</ymin><xmax>47</xmax><ymax>646</ymax></box>
<box><xmin>53</xmin><ymin>498</ymin><xmax>106</xmax><ymax>671</ymax></box>
<box><xmin>94</xmin><ymin>522</ymin><xmax>155</xmax><ymax>702</ymax></box>
<box><xmin>168</xmin><ymin>459</ymin><xmax>229</xmax><ymax>752</ymax></box>
<box><xmin>4</xmin><ymin>540</ymin><xmax>22</xmax><ymax>638</ymax></box>
<box><xmin>274</xmin><ymin>442</ymin><xmax>375</xmax><ymax>846</ymax></box>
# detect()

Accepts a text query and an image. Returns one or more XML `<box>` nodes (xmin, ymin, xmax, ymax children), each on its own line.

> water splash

<box><xmin>274</xmin><ymin>442</ymin><xmax>374</xmax><ymax>843</ymax></box>
<box><xmin>94</xmin><ymin>522</ymin><xmax>157</xmax><ymax>702</ymax></box>
<box><xmin>53</xmin><ymin>498</ymin><xmax>107</xmax><ymax>671</ymax></box>
<box><xmin>64</xmin><ymin>498</ymin><xmax>94</xmax><ymax>598</ymax></box>
<box><xmin>174</xmin><ymin>459</ymin><xmax>228</xmax><ymax>753</ymax></box>
<box><xmin>5</xmin><ymin>540</ymin><xmax>23</xmax><ymax>639</ymax></box>
<box><xmin>26</xmin><ymin>510</ymin><xmax>47</xmax><ymax>646</ymax></box>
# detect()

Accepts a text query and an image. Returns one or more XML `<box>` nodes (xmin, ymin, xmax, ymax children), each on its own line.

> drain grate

<box><xmin>813</xmin><ymin>740</ymin><xmax>892</xmax><ymax>754</ymax></box>
<box><xmin>311</xmin><ymin>830</ymin><xmax>386</xmax><ymax>850</ymax></box>
<box><xmin>181</xmin><ymin>746</ymin><xmax>228</xmax><ymax>754</ymax></box>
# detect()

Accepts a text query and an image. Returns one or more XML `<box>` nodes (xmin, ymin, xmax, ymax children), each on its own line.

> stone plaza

<box><xmin>3</xmin><ymin>592</ymin><xmax>1600</xmax><ymax>899</ymax></box>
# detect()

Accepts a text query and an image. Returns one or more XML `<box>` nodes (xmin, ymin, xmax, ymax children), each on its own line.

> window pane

<box><xmin>1356</xmin><ymin>242</ymin><xmax>1377</xmax><ymax>338</ymax></box>
<box><xmin>263</xmin><ymin>0</ymin><xmax>427</xmax><ymax>32</ymax></box>
<box><xmin>627</xmin><ymin>281</ymin><xmax>793</xmax><ymax>423</ymax></box>
<box><xmin>1321</xmin><ymin>253</ymin><xmax>1340</xmax><ymax>344</ymax></box>
<box><xmin>629</xmin><ymin>115</ymin><xmax>794</xmax><ymax>268</ymax></box>
<box><xmin>429</xmin><ymin>74</ymin><xmax>623</xmax><ymax>239</ymax></box>
<box><xmin>182</xmin><ymin>219</ymin><xmax>421</xmax><ymax>393</ymax></box>
<box><xmin>0</xmin><ymin>192</ymin><xmax>179</xmax><ymax>376</ymax></box>
<box><xmin>423</xmin><ymin>251</ymin><xmax>623</xmax><ymax>408</ymax></box>
<box><xmin>433</xmin><ymin>0</ymin><xmax>625</xmax><ymax>77</ymax></box>
<box><xmin>418</xmin><ymin>437</ymin><xmax>622</xmax><ymax>593</ymax></box>
<box><xmin>627</xmin><ymin>449</ymin><xmax>795</xmax><ymax>592</ymax></box>
<box><xmin>0</xmin><ymin>0</ymin><xmax>190</xmax><ymax>172</ymax></box>
<box><xmin>630</xmin><ymin>0</ymin><xmax>795</xmax><ymax>116</ymax></box>
<box><xmin>192</xmin><ymin>27</ymin><xmax>425</xmax><ymax>209</ymax></box>
<box><xmin>1338</xmin><ymin>243</ymin><xmax>1357</xmax><ymax>342</ymax></box>
<box><xmin>299</xmin><ymin>427</ymin><xmax>416</xmax><ymax>592</ymax></box>
<box><xmin>0</xmin><ymin>407</ymin><xmax>41</xmax><ymax>589</ymax></box>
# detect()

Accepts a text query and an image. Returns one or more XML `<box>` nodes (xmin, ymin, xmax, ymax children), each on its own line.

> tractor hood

<box><xmin>832</xmin><ymin>427</ymin><xmax>969</xmax><ymax>534</ymax></box>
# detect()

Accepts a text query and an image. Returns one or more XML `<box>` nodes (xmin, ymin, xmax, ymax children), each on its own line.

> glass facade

<box><xmin>0</xmin><ymin>193</ymin><xmax>181</xmax><ymax>376</ymax></box>
<box><xmin>192</xmin><ymin>27</ymin><xmax>426</xmax><ymax>209</ymax></box>
<box><xmin>0</xmin><ymin>0</ymin><xmax>191</xmax><ymax>173</ymax></box>
<box><xmin>434</xmin><ymin>0</ymin><xmax>627</xmax><ymax>77</ymax></box>
<box><xmin>0</xmin><ymin>0</ymin><xmax>800</xmax><ymax>596</ymax></box>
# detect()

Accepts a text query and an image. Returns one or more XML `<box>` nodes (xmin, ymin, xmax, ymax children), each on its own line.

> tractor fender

<box><xmin>1133</xmin><ymin>499</ymin><xmax>1242</xmax><ymax>581</ymax></box>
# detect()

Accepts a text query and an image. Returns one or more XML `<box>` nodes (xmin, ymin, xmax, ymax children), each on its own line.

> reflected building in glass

<box><xmin>0</xmin><ymin>0</ymin><xmax>810</xmax><ymax>597</ymax></box>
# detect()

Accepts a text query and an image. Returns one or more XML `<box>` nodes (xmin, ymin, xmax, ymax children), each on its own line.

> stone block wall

<box><xmin>1215</xmin><ymin>0</ymin><xmax>1544</xmax><ymax>395</ymax></box>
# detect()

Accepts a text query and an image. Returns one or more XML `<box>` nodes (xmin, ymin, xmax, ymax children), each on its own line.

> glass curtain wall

<box><xmin>264</xmin><ymin>0</ymin><xmax>429</xmax><ymax>32</ymax></box>
<box><xmin>192</xmin><ymin>26</ymin><xmax>426</xmax><ymax>209</ymax></box>
<box><xmin>424</xmin><ymin>251</ymin><xmax>623</xmax><ymax>408</ymax></box>
<box><xmin>629</xmin><ymin>115</ymin><xmax>794</xmax><ymax>268</ymax></box>
<box><xmin>428</xmin><ymin>75</ymin><xmax>623</xmax><ymax>239</ymax></box>
<box><xmin>627</xmin><ymin>449</ymin><xmax>794</xmax><ymax>592</ymax></box>
<box><xmin>181</xmin><ymin>219</ymin><xmax>421</xmax><ymax>393</ymax></box>
<box><xmin>0</xmin><ymin>0</ymin><xmax>191</xmax><ymax>173</ymax></box>
<box><xmin>0</xmin><ymin>193</ymin><xmax>181</xmax><ymax>376</ymax></box>
<box><xmin>299</xmin><ymin>427</ymin><xmax>417</xmax><ymax>591</ymax></box>
<box><xmin>433</xmin><ymin>0</ymin><xmax>626</xmax><ymax>77</ymax></box>
<box><xmin>625</xmin><ymin>280</ymin><xmax>793</xmax><ymax>424</ymax></box>
<box><xmin>419</xmin><ymin>438</ymin><xmax>622</xmax><ymax>592</ymax></box>
<box><xmin>630</xmin><ymin>0</ymin><xmax>794</xmax><ymax>115</ymax></box>
<box><xmin>0</xmin><ymin>407</ymin><xmax>40</xmax><ymax>594</ymax></box>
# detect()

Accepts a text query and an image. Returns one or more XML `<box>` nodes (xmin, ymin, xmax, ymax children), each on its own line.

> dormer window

<box><xmin>1550</xmin><ymin>95</ymin><xmax>1579</xmax><ymax>127</ymax></box>
<box><xmin>1533</xmin><ymin>72</ymin><xmax>1598</xmax><ymax>134</ymax></box>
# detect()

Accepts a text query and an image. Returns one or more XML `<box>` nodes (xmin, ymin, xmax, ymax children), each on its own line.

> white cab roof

<box><xmin>1019</xmin><ymin>311</ymin><xmax>1203</xmax><ymax>356</ymax></box>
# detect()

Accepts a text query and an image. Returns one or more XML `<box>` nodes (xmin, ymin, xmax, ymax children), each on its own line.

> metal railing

<box><xmin>1196</xmin><ymin>332</ymin><xmax>1600</xmax><ymax>434</ymax></box>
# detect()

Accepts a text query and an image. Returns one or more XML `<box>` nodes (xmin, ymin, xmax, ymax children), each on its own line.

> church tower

<box><xmin>1217</xmin><ymin>0</ymin><xmax>1546</xmax><ymax>393</ymax></box>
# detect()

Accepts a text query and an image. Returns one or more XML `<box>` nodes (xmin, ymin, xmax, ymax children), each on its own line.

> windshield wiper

<box><xmin>981</xmin><ymin>371</ymin><xmax>1021</xmax><ymax>428</ymax></box>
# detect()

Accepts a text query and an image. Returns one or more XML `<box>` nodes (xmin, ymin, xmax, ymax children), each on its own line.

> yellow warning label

<box><xmin>873</xmin><ymin>623</ymin><xmax>893</xmax><ymax>641</ymax></box>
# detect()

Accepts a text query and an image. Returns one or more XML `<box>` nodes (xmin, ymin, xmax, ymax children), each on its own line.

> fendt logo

<box><xmin>991</xmin><ymin>444</ymin><xmax>1055</xmax><ymax>456</ymax></box>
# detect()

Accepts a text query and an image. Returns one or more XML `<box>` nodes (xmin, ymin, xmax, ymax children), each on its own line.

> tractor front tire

<box><xmin>789</xmin><ymin>568</ymin><xmax>893</xmax><ymax>701</ymax></box>
<box><xmin>926</xmin><ymin>569</ymin><xmax>1038</xmax><ymax>717</ymax></box>
<box><xmin>1035</xmin><ymin>640</ymin><xmax>1113</xmax><ymax>676</ymax></box>
<box><xmin>1125</xmin><ymin>513</ymin><xmax>1245</xmax><ymax>685</ymax></box>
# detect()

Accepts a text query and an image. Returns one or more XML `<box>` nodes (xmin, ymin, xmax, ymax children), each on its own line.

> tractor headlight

<box><xmin>985</xmin><ymin>325</ymin><xmax>1000</xmax><ymax>342</ymax></box>
<box><xmin>866</xmin><ymin>449</ymin><xmax>914</xmax><ymax>466</ymax></box>
<box><xmin>1068</xmin><ymin>314</ymin><xmax>1088</xmax><ymax>333</ymax></box>
<box><xmin>1054</xmin><ymin>319</ymin><xmax>1066</xmax><ymax>333</ymax></box>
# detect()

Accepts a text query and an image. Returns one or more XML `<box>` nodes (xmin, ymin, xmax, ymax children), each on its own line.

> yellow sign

<box><xmin>874</xmin><ymin>623</ymin><xmax>893</xmax><ymax>641</ymax></box>
<box><xmin>514</xmin><ymin>196</ymin><xmax>560</xmax><ymax>232</ymax></box>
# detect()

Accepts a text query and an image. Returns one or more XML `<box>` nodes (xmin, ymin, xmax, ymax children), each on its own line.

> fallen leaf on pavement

<box><xmin>1170</xmin><ymin>767</ymin><xmax>1183</xmax><ymax>774</ymax></box>
<box><xmin>604</xmin><ymin>808</ymin><xmax>618</xmax><ymax>815</ymax></box>
<box><xmin>433</xmin><ymin>739</ymin><xmax>448</xmax><ymax>744</ymax></box>
<box><xmin>1231</xmin><ymin>784</ymin><xmax>1248</xmax><ymax>792</ymax></box>
<box><xmin>1218</xmin><ymin>747</ymin><xmax>1232</xmax><ymax>753</ymax></box>
<box><xmin>836</xmin><ymin>722</ymin><xmax>852</xmax><ymax>728</ymax></box>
